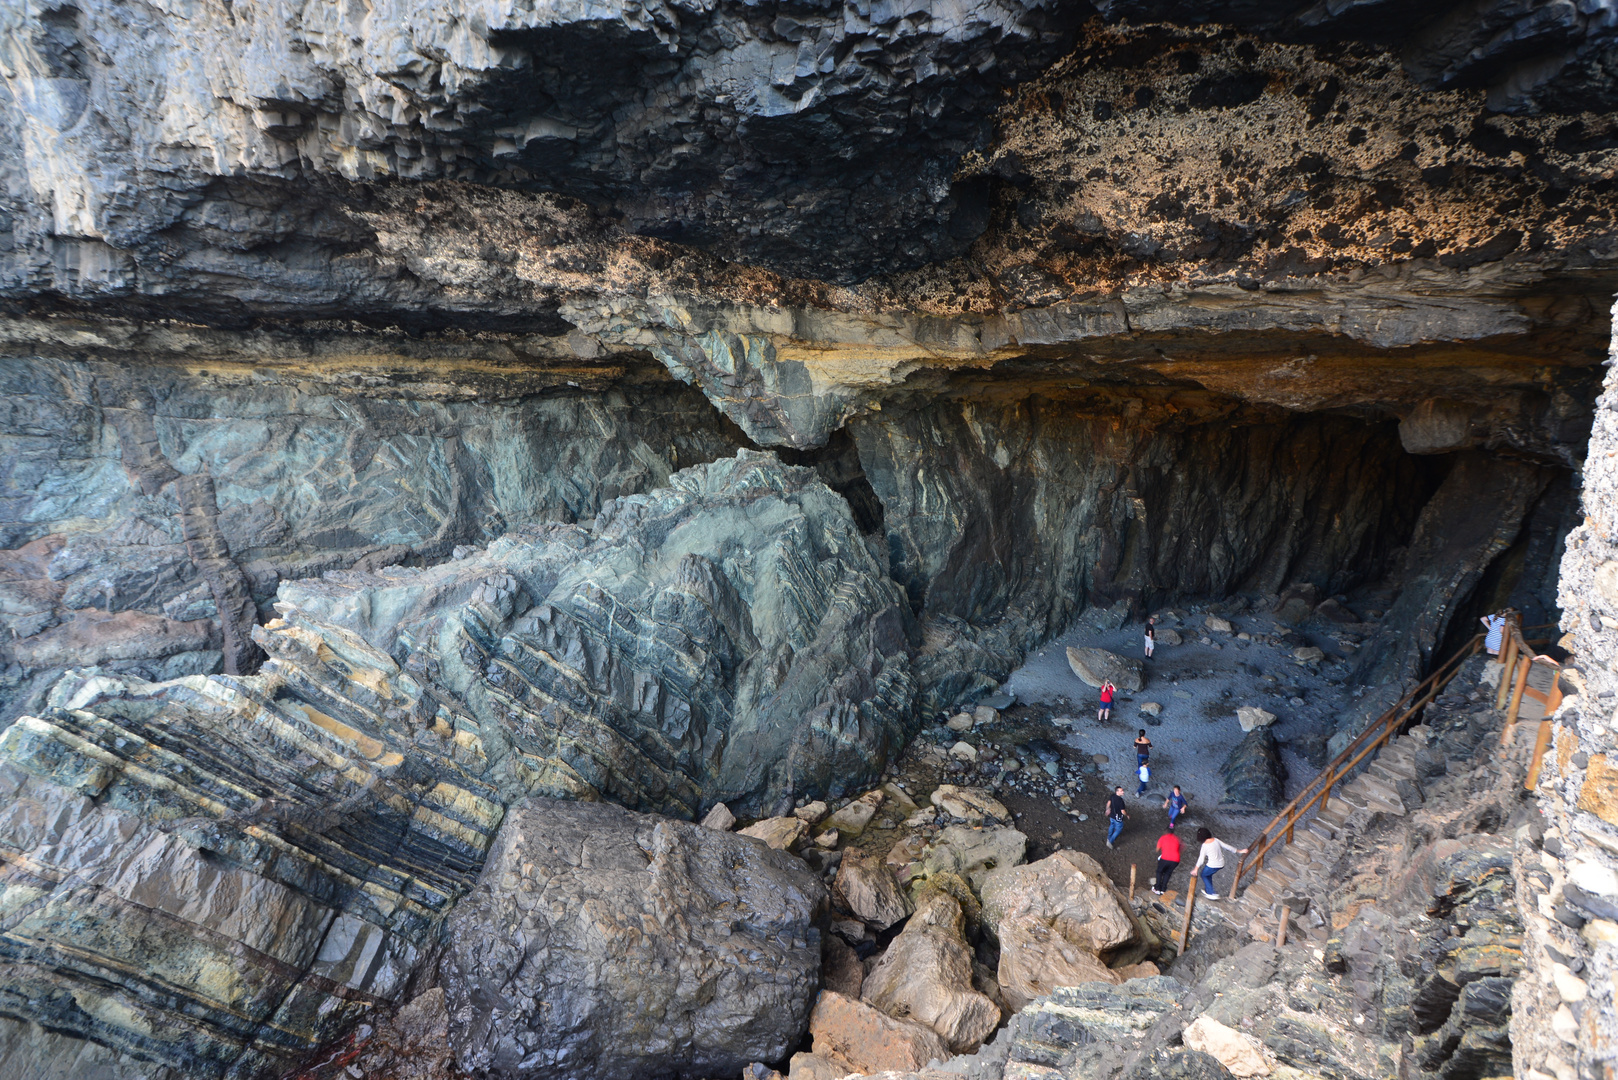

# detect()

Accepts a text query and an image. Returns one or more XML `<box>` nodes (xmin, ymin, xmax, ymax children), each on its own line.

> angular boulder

<box><xmin>740</xmin><ymin>815</ymin><xmax>809</xmax><ymax>851</ymax></box>
<box><xmin>919</xmin><ymin>826</ymin><xmax>1028</xmax><ymax>891</ymax></box>
<box><xmin>807</xmin><ymin>991</ymin><xmax>951</xmax><ymax>1075</ymax></box>
<box><xmin>930</xmin><ymin>784</ymin><xmax>1011</xmax><ymax>825</ymax></box>
<box><xmin>701</xmin><ymin>803</ymin><xmax>737</xmax><ymax>831</ymax></box>
<box><xmin>1183</xmin><ymin>1016</ymin><xmax>1271</xmax><ymax>1077</ymax></box>
<box><xmin>862</xmin><ymin>888</ymin><xmax>1002</xmax><ymax>1053</ymax></box>
<box><xmin>442</xmin><ymin>798</ymin><xmax>825</xmax><ymax>1080</ymax></box>
<box><xmin>1235</xmin><ymin>707</ymin><xmax>1276</xmax><ymax>732</ymax></box>
<box><xmin>1066</xmin><ymin>647</ymin><xmax>1144</xmax><ymax>692</ymax></box>
<box><xmin>1205</xmin><ymin>615</ymin><xmax>1235</xmax><ymax>634</ymax></box>
<box><xmin>825</xmin><ymin>790</ymin><xmax>885</xmax><ymax>836</ymax></box>
<box><xmin>979</xmin><ymin>851</ymin><xmax>1139</xmax><ymax>1010</ymax></box>
<box><xmin>278</xmin><ymin>451</ymin><xmax>919</xmax><ymax>818</ymax></box>
<box><xmin>835</xmin><ymin>849</ymin><xmax>913</xmax><ymax>931</ymax></box>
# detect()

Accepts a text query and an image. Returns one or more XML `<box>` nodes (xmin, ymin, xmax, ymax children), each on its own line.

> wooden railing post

<box><xmin>1277</xmin><ymin>905</ymin><xmax>1292</xmax><ymax>947</ymax></box>
<box><xmin>1503</xmin><ymin>649</ymin><xmax>1531</xmax><ymax>746</ymax></box>
<box><xmin>1179</xmin><ymin>880</ymin><xmax>1198</xmax><ymax>951</ymax></box>
<box><xmin>1527</xmin><ymin>721</ymin><xmax>1554</xmax><ymax>790</ymax></box>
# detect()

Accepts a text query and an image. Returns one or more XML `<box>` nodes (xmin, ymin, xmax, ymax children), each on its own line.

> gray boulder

<box><xmin>1219</xmin><ymin>728</ymin><xmax>1288</xmax><ymax>809</ymax></box>
<box><xmin>1066</xmin><ymin>647</ymin><xmax>1145</xmax><ymax>692</ymax></box>
<box><xmin>279</xmin><ymin>450</ymin><xmax>918</xmax><ymax>816</ymax></box>
<box><xmin>441</xmin><ymin>797</ymin><xmax>826</xmax><ymax>1080</ymax></box>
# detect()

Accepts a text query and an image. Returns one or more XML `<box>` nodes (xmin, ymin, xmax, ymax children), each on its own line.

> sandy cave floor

<box><xmin>895</xmin><ymin>604</ymin><xmax>1382</xmax><ymax>897</ymax></box>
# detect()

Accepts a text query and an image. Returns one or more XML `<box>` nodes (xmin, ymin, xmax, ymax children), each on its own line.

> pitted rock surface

<box><xmin>440</xmin><ymin>797</ymin><xmax>824</xmax><ymax>1080</ymax></box>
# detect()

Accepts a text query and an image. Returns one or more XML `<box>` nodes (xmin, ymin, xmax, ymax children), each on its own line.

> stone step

<box><xmin>1243</xmin><ymin>878</ymin><xmax>1279</xmax><ymax>905</ymax></box>
<box><xmin>1305</xmin><ymin>818</ymin><xmax>1338</xmax><ymax>841</ymax></box>
<box><xmin>1256</xmin><ymin>866</ymin><xmax>1293</xmax><ymax>893</ymax></box>
<box><xmin>1267</xmin><ymin>848</ymin><xmax>1311</xmax><ymax>876</ymax></box>
<box><xmin>1316</xmin><ymin>805</ymin><xmax>1349</xmax><ymax>831</ymax></box>
<box><xmin>1325</xmin><ymin>795</ymin><xmax>1357</xmax><ymax>819</ymax></box>
<box><xmin>1335</xmin><ymin>783</ymin><xmax>1372</xmax><ymax>810</ymax></box>
<box><xmin>1369</xmin><ymin>756</ymin><xmax>1420</xmax><ymax>782</ymax></box>
<box><xmin>1354</xmin><ymin>773</ymin><xmax>1410</xmax><ymax>813</ymax></box>
<box><xmin>1291</xmin><ymin>829</ymin><xmax>1328</xmax><ymax>853</ymax></box>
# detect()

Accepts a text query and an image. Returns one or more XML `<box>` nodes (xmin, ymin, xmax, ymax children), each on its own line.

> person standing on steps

<box><xmin>1152</xmin><ymin>826</ymin><xmax>1181</xmax><ymax>894</ymax></box>
<box><xmin>1481</xmin><ymin>611</ymin><xmax>1508</xmax><ymax>656</ymax></box>
<box><xmin>1134</xmin><ymin>729</ymin><xmax>1152</xmax><ymax>766</ymax></box>
<box><xmin>1098</xmin><ymin>680</ymin><xmax>1116</xmax><ymax>723</ymax></box>
<box><xmin>1191</xmin><ymin>826</ymin><xmax>1247</xmax><ymax>899</ymax></box>
<box><xmin>1104</xmin><ymin>786</ymin><xmax>1128</xmax><ymax>848</ymax></box>
<box><xmin>1163</xmin><ymin>785</ymin><xmax>1188</xmax><ymax>830</ymax></box>
<box><xmin>1144</xmin><ymin>616</ymin><xmax>1156</xmax><ymax>660</ymax></box>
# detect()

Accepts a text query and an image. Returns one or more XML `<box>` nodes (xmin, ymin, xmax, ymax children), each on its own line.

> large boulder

<box><xmin>862</xmin><ymin>888</ymin><xmax>1003</xmax><ymax>1052</ymax></box>
<box><xmin>1219</xmin><ymin>729</ymin><xmax>1288</xmax><ymax>809</ymax></box>
<box><xmin>441</xmin><ymin>798</ymin><xmax>826</xmax><ymax>1080</ymax></box>
<box><xmin>1066</xmin><ymin>647</ymin><xmax>1144</xmax><ymax>692</ymax></box>
<box><xmin>918</xmin><ymin>826</ymin><xmax>1029</xmax><ymax>891</ymax></box>
<box><xmin>979</xmin><ymin>851</ymin><xmax>1140</xmax><ymax>1011</ymax></box>
<box><xmin>278</xmin><ymin>451</ymin><xmax>918</xmax><ymax>817</ymax></box>
<box><xmin>807</xmin><ymin>991</ymin><xmax>951</xmax><ymax>1075</ymax></box>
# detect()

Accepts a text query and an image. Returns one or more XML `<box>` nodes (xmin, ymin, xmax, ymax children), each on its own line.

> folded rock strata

<box><xmin>0</xmin><ymin>633</ymin><xmax>503</xmax><ymax>1077</ymax></box>
<box><xmin>440</xmin><ymin>797</ymin><xmax>825</xmax><ymax>1080</ymax></box>
<box><xmin>276</xmin><ymin>450</ymin><xmax>916</xmax><ymax>817</ymax></box>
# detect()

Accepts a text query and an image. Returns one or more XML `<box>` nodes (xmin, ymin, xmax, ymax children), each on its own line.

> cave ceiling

<box><xmin>0</xmin><ymin>0</ymin><xmax>1614</xmax><ymax>457</ymax></box>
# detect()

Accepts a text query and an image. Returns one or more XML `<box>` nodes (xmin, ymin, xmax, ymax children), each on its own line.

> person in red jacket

<box><xmin>1098</xmin><ymin>680</ymin><xmax>1116</xmax><ymax>722</ymax></box>
<box><xmin>1152</xmin><ymin>827</ymin><xmax>1182</xmax><ymax>895</ymax></box>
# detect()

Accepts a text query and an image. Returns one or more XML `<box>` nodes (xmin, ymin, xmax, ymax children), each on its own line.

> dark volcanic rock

<box><xmin>440</xmin><ymin>797</ymin><xmax>825</xmax><ymax>1080</ymax></box>
<box><xmin>1219</xmin><ymin>727</ymin><xmax>1287</xmax><ymax>809</ymax></box>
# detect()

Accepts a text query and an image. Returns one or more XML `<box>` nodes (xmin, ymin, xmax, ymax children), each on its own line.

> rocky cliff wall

<box><xmin>1520</xmin><ymin>298</ymin><xmax>1618</xmax><ymax>1080</ymax></box>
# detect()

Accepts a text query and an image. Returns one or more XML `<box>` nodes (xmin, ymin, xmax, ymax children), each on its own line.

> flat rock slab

<box><xmin>1066</xmin><ymin>647</ymin><xmax>1144</xmax><ymax>692</ymax></box>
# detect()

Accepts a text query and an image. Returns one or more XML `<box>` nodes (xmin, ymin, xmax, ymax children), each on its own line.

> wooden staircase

<box><xmin>1168</xmin><ymin>614</ymin><xmax>1561</xmax><ymax>949</ymax></box>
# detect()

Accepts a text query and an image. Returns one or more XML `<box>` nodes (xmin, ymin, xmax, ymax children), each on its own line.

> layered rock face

<box><xmin>1</xmin><ymin>0</ymin><xmax>1616</xmax><ymax>1076</ymax></box>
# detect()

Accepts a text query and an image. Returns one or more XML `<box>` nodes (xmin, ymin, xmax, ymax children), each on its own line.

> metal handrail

<box><xmin>1226</xmin><ymin>631</ymin><xmax>1486</xmax><ymax>899</ymax></box>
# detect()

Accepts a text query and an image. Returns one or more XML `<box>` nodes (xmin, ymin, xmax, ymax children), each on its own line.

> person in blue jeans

<box><xmin>1163</xmin><ymin>785</ymin><xmax>1188</xmax><ymax>829</ymax></box>
<box><xmin>1136</xmin><ymin>761</ymin><xmax>1150</xmax><ymax>795</ymax></box>
<box><xmin>1104</xmin><ymin>786</ymin><xmax>1128</xmax><ymax>848</ymax></box>
<box><xmin>1191</xmin><ymin>826</ymin><xmax>1247</xmax><ymax>899</ymax></box>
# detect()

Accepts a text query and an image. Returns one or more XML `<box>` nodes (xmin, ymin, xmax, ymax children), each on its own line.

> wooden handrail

<box><xmin>1227</xmin><ymin>632</ymin><xmax>1485</xmax><ymax>899</ymax></box>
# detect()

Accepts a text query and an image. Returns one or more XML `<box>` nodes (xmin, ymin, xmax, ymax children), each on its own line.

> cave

<box><xmin>0</xmin><ymin>2</ymin><xmax>1615</xmax><ymax>1080</ymax></box>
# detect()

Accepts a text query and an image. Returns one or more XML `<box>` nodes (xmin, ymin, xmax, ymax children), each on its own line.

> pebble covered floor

<box><xmin>927</xmin><ymin>602</ymin><xmax>1383</xmax><ymax>893</ymax></box>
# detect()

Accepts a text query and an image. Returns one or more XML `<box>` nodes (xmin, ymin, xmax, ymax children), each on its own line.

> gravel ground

<box><xmin>969</xmin><ymin>604</ymin><xmax>1377</xmax><ymax>891</ymax></box>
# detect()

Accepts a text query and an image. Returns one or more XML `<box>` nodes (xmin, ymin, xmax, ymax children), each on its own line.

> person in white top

<box><xmin>1144</xmin><ymin>616</ymin><xmax>1156</xmax><ymax>659</ymax></box>
<box><xmin>1190</xmin><ymin>827</ymin><xmax>1248</xmax><ymax>899</ymax></box>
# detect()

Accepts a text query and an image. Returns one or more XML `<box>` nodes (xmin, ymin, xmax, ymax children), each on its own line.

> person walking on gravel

<box><xmin>1163</xmin><ymin>785</ymin><xmax>1188</xmax><ymax>830</ymax></box>
<box><xmin>1134</xmin><ymin>730</ymin><xmax>1152</xmax><ymax>766</ymax></box>
<box><xmin>1098</xmin><ymin>680</ymin><xmax>1116</xmax><ymax>723</ymax></box>
<box><xmin>1144</xmin><ymin>616</ymin><xmax>1156</xmax><ymax>660</ymax></box>
<box><xmin>1191</xmin><ymin>826</ymin><xmax>1247</xmax><ymax>899</ymax></box>
<box><xmin>1105</xmin><ymin>786</ymin><xmax>1128</xmax><ymax>848</ymax></box>
<box><xmin>1152</xmin><ymin>827</ymin><xmax>1181</xmax><ymax>894</ymax></box>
